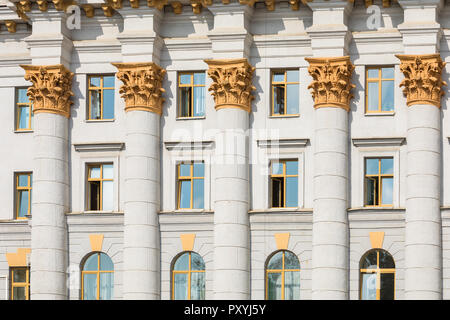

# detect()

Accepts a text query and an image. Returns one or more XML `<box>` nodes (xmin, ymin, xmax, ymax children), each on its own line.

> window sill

<box><xmin>176</xmin><ymin>116</ymin><xmax>206</xmax><ymax>121</ymax></box>
<box><xmin>364</xmin><ymin>112</ymin><xmax>395</xmax><ymax>117</ymax></box>
<box><xmin>85</xmin><ymin>119</ymin><xmax>115</xmax><ymax>123</ymax></box>
<box><xmin>269</xmin><ymin>114</ymin><xmax>300</xmax><ymax>119</ymax></box>
<box><xmin>161</xmin><ymin>209</ymin><xmax>213</xmax><ymax>214</ymax></box>
<box><xmin>14</xmin><ymin>130</ymin><xmax>33</xmax><ymax>133</ymax></box>
<box><xmin>67</xmin><ymin>211</ymin><xmax>124</xmax><ymax>215</ymax></box>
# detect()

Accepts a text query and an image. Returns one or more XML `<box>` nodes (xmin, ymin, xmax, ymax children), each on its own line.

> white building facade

<box><xmin>0</xmin><ymin>0</ymin><xmax>449</xmax><ymax>300</ymax></box>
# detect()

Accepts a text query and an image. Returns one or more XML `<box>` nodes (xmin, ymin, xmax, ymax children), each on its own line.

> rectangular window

<box><xmin>177</xmin><ymin>162</ymin><xmax>204</xmax><ymax>209</ymax></box>
<box><xmin>15</xmin><ymin>172</ymin><xmax>32</xmax><ymax>219</ymax></box>
<box><xmin>270</xmin><ymin>160</ymin><xmax>298</xmax><ymax>208</ymax></box>
<box><xmin>87</xmin><ymin>164</ymin><xmax>114</xmax><ymax>211</ymax></box>
<box><xmin>178</xmin><ymin>72</ymin><xmax>205</xmax><ymax>118</ymax></box>
<box><xmin>271</xmin><ymin>70</ymin><xmax>299</xmax><ymax>116</ymax></box>
<box><xmin>15</xmin><ymin>88</ymin><xmax>33</xmax><ymax>131</ymax></box>
<box><xmin>88</xmin><ymin>75</ymin><xmax>115</xmax><ymax>120</ymax></box>
<box><xmin>366</xmin><ymin>67</ymin><xmax>395</xmax><ymax>113</ymax></box>
<box><xmin>364</xmin><ymin>157</ymin><xmax>393</xmax><ymax>206</ymax></box>
<box><xmin>10</xmin><ymin>267</ymin><xmax>30</xmax><ymax>300</ymax></box>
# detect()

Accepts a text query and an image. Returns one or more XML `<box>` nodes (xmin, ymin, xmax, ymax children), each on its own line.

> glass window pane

<box><xmin>367</xmin><ymin>69</ymin><xmax>379</xmax><ymax>79</ymax></box>
<box><xmin>103</xmin><ymin>89</ymin><xmax>115</xmax><ymax>119</ymax></box>
<box><xmin>90</xmin><ymin>77</ymin><xmax>101</xmax><ymax>87</ymax></box>
<box><xmin>174</xmin><ymin>252</ymin><xmax>189</xmax><ymax>271</ymax></box>
<box><xmin>271</xmin><ymin>162</ymin><xmax>283</xmax><ymax>175</ymax></box>
<box><xmin>286</xmin><ymin>70</ymin><xmax>299</xmax><ymax>82</ymax></box>
<box><xmin>191</xmin><ymin>253</ymin><xmax>205</xmax><ymax>271</ymax></box>
<box><xmin>99</xmin><ymin>272</ymin><xmax>114</xmax><ymax>300</ymax></box>
<box><xmin>284</xmin><ymin>251</ymin><xmax>300</xmax><ymax>269</ymax></box>
<box><xmin>380</xmin><ymin>273</ymin><xmax>395</xmax><ymax>300</ymax></box>
<box><xmin>381</xmin><ymin>177</ymin><xmax>393</xmax><ymax>205</ymax></box>
<box><xmin>18</xmin><ymin>106</ymin><xmax>30</xmax><ymax>129</ymax></box>
<box><xmin>18</xmin><ymin>174</ymin><xmax>29</xmax><ymax>187</ymax></box>
<box><xmin>83</xmin><ymin>273</ymin><xmax>97</xmax><ymax>300</ymax></box>
<box><xmin>180</xmin><ymin>87</ymin><xmax>191</xmax><ymax>117</ymax></box>
<box><xmin>100</xmin><ymin>253</ymin><xmax>114</xmax><ymax>271</ymax></box>
<box><xmin>190</xmin><ymin>272</ymin><xmax>205</xmax><ymax>300</ymax></box>
<box><xmin>174</xmin><ymin>273</ymin><xmax>188</xmax><ymax>300</ymax></box>
<box><xmin>273</xmin><ymin>72</ymin><xmax>284</xmax><ymax>82</ymax></box>
<box><xmin>90</xmin><ymin>90</ymin><xmax>101</xmax><ymax>119</ymax></box>
<box><xmin>17</xmin><ymin>88</ymin><xmax>29</xmax><ymax>103</ymax></box>
<box><xmin>267</xmin><ymin>272</ymin><xmax>282</xmax><ymax>300</ymax></box>
<box><xmin>179</xmin><ymin>181</ymin><xmax>191</xmax><ymax>209</ymax></box>
<box><xmin>89</xmin><ymin>167</ymin><xmax>101</xmax><ymax>179</ymax></box>
<box><xmin>180</xmin><ymin>164</ymin><xmax>191</xmax><ymax>177</ymax></box>
<box><xmin>286</xmin><ymin>177</ymin><xmax>298</xmax><ymax>207</ymax></box>
<box><xmin>365</xmin><ymin>158</ymin><xmax>379</xmax><ymax>175</ymax></box>
<box><xmin>194</xmin><ymin>73</ymin><xmax>205</xmax><ymax>85</ymax></box>
<box><xmin>380</xmin><ymin>158</ymin><xmax>393</xmax><ymax>175</ymax></box>
<box><xmin>362</xmin><ymin>251</ymin><xmax>378</xmax><ymax>269</ymax></box>
<box><xmin>13</xmin><ymin>286</ymin><xmax>26</xmax><ymax>300</ymax></box>
<box><xmin>361</xmin><ymin>273</ymin><xmax>377</xmax><ymax>300</ymax></box>
<box><xmin>103</xmin><ymin>76</ymin><xmax>115</xmax><ymax>88</ymax></box>
<box><xmin>103</xmin><ymin>164</ymin><xmax>114</xmax><ymax>179</ymax></box>
<box><xmin>84</xmin><ymin>254</ymin><xmax>99</xmax><ymax>271</ymax></box>
<box><xmin>102</xmin><ymin>181</ymin><xmax>113</xmax><ymax>211</ymax></box>
<box><xmin>271</xmin><ymin>178</ymin><xmax>283</xmax><ymax>208</ymax></box>
<box><xmin>379</xmin><ymin>250</ymin><xmax>395</xmax><ymax>269</ymax></box>
<box><xmin>285</xmin><ymin>161</ymin><xmax>298</xmax><ymax>175</ymax></box>
<box><xmin>365</xmin><ymin>177</ymin><xmax>377</xmax><ymax>206</ymax></box>
<box><xmin>367</xmin><ymin>82</ymin><xmax>379</xmax><ymax>111</ymax></box>
<box><xmin>286</xmin><ymin>84</ymin><xmax>299</xmax><ymax>114</ymax></box>
<box><xmin>381</xmin><ymin>80</ymin><xmax>394</xmax><ymax>111</ymax></box>
<box><xmin>193</xmin><ymin>179</ymin><xmax>204</xmax><ymax>209</ymax></box>
<box><xmin>193</xmin><ymin>86</ymin><xmax>205</xmax><ymax>117</ymax></box>
<box><xmin>382</xmin><ymin>67</ymin><xmax>394</xmax><ymax>79</ymax></box>
<box><xmin>18</xmin><ymin>190</ymin><xmax>29</xmax><ymax>218</ymax></box>
<box><xmin>180</xmin><ymin>74</ymin><xmax>192</xmax><ymax>85</ymax></box>
<box><xmin>13</xmin><ymin>269</ymin><xmax>27</xmax><ymax>283</ymax></box>
<box><xmin>193</xmin><ymin>163</ymin><xmax>204</xmax><ymax>178</ymax></box>
<box><xmin>273</xmin><ymin>85</ymin><xmax>285</xmax><ymax>115</ymax></box>
<box><xmin>267</xmin><ymin>251</ymin><xmax>283</xmax><ymax>270</ymax></box>
<box><xmin>284</xmin><ymin>271</ymin><xmax>300</xmax><ymax>300</ymax></box>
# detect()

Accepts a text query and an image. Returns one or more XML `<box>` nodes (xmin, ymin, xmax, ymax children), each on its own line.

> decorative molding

<box><xmin>289</xmin><ymin>0</ymin><xmax>300</xmax><ymax>10</ymax></box>
<box><xmin>305</xmin><ymin>56</ymin><xmax>355</xmax><ymax>112</ymax></box>
<box><xmin>180</xmin><ymin>234</ymin><xmax>196</xmax><ymax>251</ymax></box>
<box><xmin>204</xmin><ymin>58</ymin><xmax>256</xmax><ymax>113</ymax></box>
<box><xmin>20</xmin><ymin>64</ymin><xmax>74</xmax><ymax>118</ymax></box>
<box><xmin>73</xmin><ymin>142</ymin><xmax>125</xmax><ymax>152</ymax></box>
<box><xmin>274</xmin><ymin>233</ymin><xmax>290</xmax><ymax>250</ymax></box>
<box><xmin>147</xmin><ymin>0</ymin><xmax>168</xmax><ymax>10</ymax></box>
<box><xmin>257</xmin><ymin>138</ymin><xmax>309</xmax><ymax>148</ymax></box>
<box><xmin>239</xmin><ymin>0</ymin><xmax>256</xmax><ymax>7</ymax></box>
<box><xmin>89</xmin><ymin>234</ymin><xmax>104</xmax><ymax>252</ymax></box>
<box><xmin>130</xmin><ymin>0</ymin><xmax>140</xmax><ymax>8</ymax></box>
<box><xmin>171</xmin><ymin>1</ymin><xmax>183</xmax><ymax>13</ymax></box>
<box><xmin>112</xmin><ymin>62</ymin><xmax>166</xmax><ymax>115</ymax></box>
<box><xmin>18</xmin><ymin>0</ymin><xmax>31</xmax><ymax>12</ymax></box>
<box><xmin>396</xmin><ymin>54</ymin><xmax>446</xmax><ymax>108</ymax></box>
<box><xmin>101</xmin><ymin>4</ymin><xmax>114</xmax><ymax>17</ymax></box>
<box><xmin>265</xmin><ymin>0</ymin><xmax>275</xmax><ymax>11</ymax></box>
<box><xmin>6</xmin><ymin>248</ymin><xmax>31</xmax><ymax>267</ymax></box>
<box><xmin>352</xmin><ymin>137</ymin><xmax>406</xmax><ymax>148</ymax></box>
<box><xmin>36</xmin><ymin>0</ymin><xmax>48</xmax><ymax>11</ymax></box>
<box><xmin>81</xmin><ymin>5</ymin><xmax>95</xmax><ymax>18</ymax></box>
<box><xmin>110</xmin><ymin>0</ymin><xmax>123</xmax><ymax>9</ymax></box>
<box><xmin>164</xmin><ymin>141</ymin><xmax>214</xmax><ymax>151</ymax></box>
<box><xmin>5</xmin><ymin>20</ymin><xmax>16</xmax><ymax>33</ymax></box>
<box><xmin>369</xmin><ymin>232</ymin><xmax>385</xmax><ymax>249</ymax></box>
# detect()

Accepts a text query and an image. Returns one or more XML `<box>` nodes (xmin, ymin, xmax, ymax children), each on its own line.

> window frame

<box><xmin>269</xmin><ymin>159</ymin><xmax>299</xmax><ymax>208</ymax></box>
<box><xmin>177</xmin><ymin>71</ymin><xmax>206</xmax><ymax>119</ymax></box>
<box><xmin>365</xmin><ymin>66</ymin><xmax>395</xmax><ymax>114</ymax></box>
<box><xmin>176</xmin><ymin>161</ymin><xmax>205</xmax><ymax>210</ymax></box>
<box><xmin>363</xmin><ymin>157</ymin><xmax>394</xmax><ymax>208</ymax></box>
<box><xmin>80</xmin><ymin>252</ymin><xmax>114</xmax><ymax>300</ymax></box>
<box><xmin>86</xmin><ymin>163</ymin><xmax>114</xmax><ymax>212</ymax></box>
<box><xmin>270</xmin><ymin>69</ymin><xmax>300</xmax><ymax>117</ymax></box>
<box><xmin>359</xmin><ymin>249</ymin><xmax>395</xmax><ymax>300</ymax></box>
<box><xmin>87</xmin><ymin>74</ymin><xmax>115</xmax><ymax>121</ymax></box>
<box><xmin>15</xmin><ymin>87</ymin><xmax>33</xmax><ymax>132</ymax></box>
<box><xmin>265</xmin><ymin>250</ymin><xmax>301</xmax><ymax>300</ymax></box>
<box><xmin>9</xmin><ymin>267</ymin><xmax>30</xmax><ymax>300</ymax></box>
<box><xmin>15</xmin><ymin>172</ymin><xmax>32</xmax><ymax>220</ymax></box>
<box><xmin>171</xmin><ymin>251</ymin><xmax>205</xmax><ymax>300</ymax></box>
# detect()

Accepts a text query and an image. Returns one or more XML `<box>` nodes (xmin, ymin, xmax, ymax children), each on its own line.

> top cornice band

<box><xmin>395</xmin><ymin>54</ymin><xmax>447</xmax><ymax>108</ymax></box>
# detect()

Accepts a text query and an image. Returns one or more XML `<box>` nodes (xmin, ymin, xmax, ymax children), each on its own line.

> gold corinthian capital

<box><xmin>20</xmin><ymin>64</ymin><xmax>74</xmax><ymax>118</ymax></box>
<box><xmin>112</xmin><ymin>62</ymin><xmax>166</xmax><ymax>115</ymax></box>
<box><xmin>204</xmin><ymin>58</ymin><xmax>256</xmax><ymax>113</ymax></box>
<box><xmin>395</xmin><ymin>54</ymin><xmax>446</xmax><ymax>108</ymax></box>
<box><xmin>305</xmin><ymin>56</ymin><xmax>355</xmax><ymax>112</ymax></box>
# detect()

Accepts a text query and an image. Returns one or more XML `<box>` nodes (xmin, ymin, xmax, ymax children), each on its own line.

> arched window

<box><xmin>81</xmin><ymin>252</ymin><xmax>114</xmax><ymax>300</ymax></box>
<box><xmin>172</xmin><ymin>251</ymin><xmax>205</xmax><ymax>300</ymax></box>
<box><xmin>266</xmin><ymin>250</ymin><xmax>300</xmax><ymax>300</ymax></box>
<box><xmin>360</xmin><ymin>249</ymin><xmax>395</xmax><ymax>300</ymax></box>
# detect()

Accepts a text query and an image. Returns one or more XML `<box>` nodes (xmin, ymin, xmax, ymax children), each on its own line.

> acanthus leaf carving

<box><xmin>305</xmin><ymin>56</ymin><xmax>355</xmax><ymax>111</ymax></box>
<box><xmin>396</xmin><ymin>54</ymin><xmax>447</xmax><ymax>108</ymax></box>
<box><xmin>112</xmin><ymin>62</ymin><xmax>166</xmax><ymax>115</ymax></box>
<box><xmin>20</xmin><ymin>64</ymin><xmax>74</xmax><ymax>118</ymax></box>
<box><xmin>204</xmin><ymin>58</ymin><xmax>256</xmax><ymax>113</ymax></box>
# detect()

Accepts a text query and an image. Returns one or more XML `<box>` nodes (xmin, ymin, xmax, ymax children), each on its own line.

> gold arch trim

<box><xmin>369</xmin><ymin>231</ymin><xmax>385</xmax><ymax>249</ymax></box>
<box><xmin>89</xmin><ymin>234</ymin><xmax>104</xmax><ymax>252</ymax></box>
<box><xmin>6</xmin><ymin>248</ymin><xmax>31</xmax><ymax>267</ymax></box>
<box><xmin>274</xmin><ymin>233</ymin><xmax>290</xmax><ymax>250</ymax></box>
<box><xmin>180</xmin><ymin>234</ymin><xmax>196</xmax><ymax>252</ymax></box>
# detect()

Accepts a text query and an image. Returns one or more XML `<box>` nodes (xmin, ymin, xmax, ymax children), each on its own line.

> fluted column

<box><xmin>306</xmin><ymin>56</ymin><xmax>354</xmax><ymax>299</ymax></box>
<box><xmin>113</xmin><ymin>62</ymin><xmax>166</xmax><ymax>299</ymax></box>
<box><xmin>20</xmin><ymin>64</ymin><xmax>73</xmax><ymax>299</ymax></box>
<box><xmin>205</xmin><ymin>58</ymin><xmax>255</xmax><ymax>299</ymax></box>
<box><xmin>396</xmin><ymin>54</ymin><xmax>446</xmax><ymax>299</ymax></box>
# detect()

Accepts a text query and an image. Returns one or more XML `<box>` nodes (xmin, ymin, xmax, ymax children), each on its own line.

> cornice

<box><xmin>164</xmin><ymin>140</ymin><xmax>214</xmax><ymax>151</ymax></box>
<box><xmin>352</xmin><ymin>137</ymin><xmax>406</xmax><ymax>147</ymax></box>
<box><xmin>257</xmin><ymin>138</ymin><xmax>309</xmax><ymax>148</ymax></box>
<box><xmin>73</xmin><ymin>142</ymin><xmax>125</xmax><ymax>152</ymax></box>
